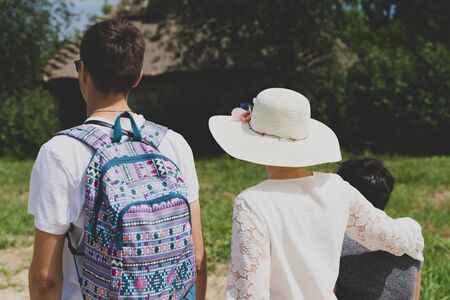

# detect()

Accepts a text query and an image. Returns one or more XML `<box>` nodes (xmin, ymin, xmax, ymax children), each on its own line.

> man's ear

<box><xmin>132</xmin><ymin>70</ymin><xmax>144</xmax><ymax>88</ymax></box>
<box><xmin>80</xmin><ymin>61</ymin><xmax>88</xmax><ymax>83</ymax></box>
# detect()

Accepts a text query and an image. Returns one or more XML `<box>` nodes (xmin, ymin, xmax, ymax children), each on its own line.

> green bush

<box><xmin>0</xmin><ymin>88</ymin><xmax>60</xmax><ymax>157</ymax></box>
<box><xmin>336</xmin><ymin>41</ymin><xmax>450</xmax><ymax>154</ymax></box>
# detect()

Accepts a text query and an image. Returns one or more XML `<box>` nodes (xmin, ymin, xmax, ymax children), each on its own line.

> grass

<box><xmin>0</xmin><ymin>160</ymin><xmax>34</xmax><ymax>249</ymax></box>
<box><xmin>0</xmin><ymin>154</ymin><xmax>449</xmax><ymax>298</ymax></box>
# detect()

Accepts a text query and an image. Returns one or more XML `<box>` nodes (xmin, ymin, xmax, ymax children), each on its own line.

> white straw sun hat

<box><xmin>208</xmin><ymin>88</ymin><xmax>342</xmax><ymax>167</ymax></box>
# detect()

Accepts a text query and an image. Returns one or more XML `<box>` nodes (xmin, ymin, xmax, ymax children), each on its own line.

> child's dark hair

<box><xmin>337</xmin><ymin>158</ymin><xmax>394</xmax><ymax>210</ymax></box>
<box><xmin>80</xmin><ymin>18</ymin><xmax>145</xmax><ymax>94</ymax></box>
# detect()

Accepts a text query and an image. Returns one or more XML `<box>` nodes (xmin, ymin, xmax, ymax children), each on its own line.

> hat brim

<box><xmin>209</xmin><ymin>116</ymin><xmax>342</xmax><ymax>167</ymax></box>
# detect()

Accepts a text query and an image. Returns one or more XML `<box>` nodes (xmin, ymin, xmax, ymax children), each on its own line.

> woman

<box><xmin>208</xmin><ymin>88</ymin><xmax>424</xmax><ymax>300</ymax></box>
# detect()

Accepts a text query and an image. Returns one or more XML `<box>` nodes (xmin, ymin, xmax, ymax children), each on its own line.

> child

<box><xmin>336</xmin><ymin>158</ymin><xmax>421</xmax><ymax>300</ymax></box>
<box><xmin>208</xmin><ymin>88</ymin><xmax>424</xmax><ymax>300</ymax></box>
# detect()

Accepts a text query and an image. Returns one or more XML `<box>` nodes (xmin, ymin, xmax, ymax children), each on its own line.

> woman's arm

<box><xmin>226</xmin><ymin>196</ymin><xmax>270</xmax><ymax>300</ymax></box>
<box><xmin>345</xmin><ymin>182</ymin><xmax>424</xmax><ymax>261</ymax></box>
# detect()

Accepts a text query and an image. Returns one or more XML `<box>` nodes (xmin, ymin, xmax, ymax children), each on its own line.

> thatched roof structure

<box><xmin>43</xmin><ymin>0</ymin><xmax>351</xmax><ymax>81</ymax></box>
<box><xmin>43</xmin><ymin>21</ymin><xmax>184</xmax><ymax>81</ymax></box>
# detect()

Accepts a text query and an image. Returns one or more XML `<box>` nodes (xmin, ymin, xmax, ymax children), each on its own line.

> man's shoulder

<box><xmin>43</xmin><ymin>134</ymin><xmax>83</xmax><ymax>148</ymax></box>
<box><xmin>162</xmin><ymin>129</ymin><xmax>187</xmax><ymax>144</ymax></box>
<box><xmin>36</xmin><ymin>134</ymin><xmax>93</xmax><ymax>169</ymax></box>
<box><xmin>42</xmin><ymin>134</ymin><xmax>92</xmax><ymax>153</ymax></box>
<box><xmin>159</xmin><ymin>129</ymin><xmax>193</xmax><ymax>155</ymax></box>
<box><xmin>138</xmin><ymin>115</ymin><xmax>190</xmax><ymax>151</ymax></box>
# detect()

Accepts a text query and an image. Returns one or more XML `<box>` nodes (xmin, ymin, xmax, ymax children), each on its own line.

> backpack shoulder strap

<box><xmin>56</xmin><ymin>124</ymin><xmax>112</xmax><ymax>153</ymax></box>
<box><xmin>140</xmin><ymin>120</ymin><xmax>168</xmax><ymax>150</ymax></box>
<box><xmin>57</xmin><ymin>121</ymin><xmax>168</xmax><ymax>152</ymax></box>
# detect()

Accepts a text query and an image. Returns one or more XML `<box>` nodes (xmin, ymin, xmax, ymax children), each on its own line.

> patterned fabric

<box><xmin>58</xmin><ymin>120</ymin><xmax>196</xmax><ymax>300</ymax></box>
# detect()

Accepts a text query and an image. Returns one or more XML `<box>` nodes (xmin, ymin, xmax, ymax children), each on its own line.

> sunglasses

<box><xmin>74</xmin><ymin>60</ymin><xmax>81</xmax><ymax>72</ymax></box>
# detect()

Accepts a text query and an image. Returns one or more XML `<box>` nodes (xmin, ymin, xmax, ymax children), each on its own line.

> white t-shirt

<box><xmin>226</xmin><ymin>173</ymin><xmax>424</xmax><ymax>300</ymax></box>
<box><xmin>28</xmin><ymin>114</ymin><xmax>199</xmax><ymax>300</ymax></box>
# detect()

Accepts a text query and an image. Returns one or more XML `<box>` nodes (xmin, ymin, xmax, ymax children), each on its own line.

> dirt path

<box><xmin>0</xmin><ymin>246</ymin><xmax>32</xmax><ymax>300</ymax></box>
<box><xmin>205</xmin><ymin>264</ymin><xmax>228</xmax><ymax>300</ymax></box>
<box><xmin>0</xmin><ymin>246</ymin><xmax>227</xmax><ymax>300</ymax></box>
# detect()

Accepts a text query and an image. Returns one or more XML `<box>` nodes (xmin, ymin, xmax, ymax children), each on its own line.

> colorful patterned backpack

<box><xmin>59</xmin><ymin>112</ymin><xmax>196</xmax><ymax>300</ymax></box>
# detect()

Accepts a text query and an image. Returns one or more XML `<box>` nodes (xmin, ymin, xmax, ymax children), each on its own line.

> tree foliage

<box><xmin>0</xmin><ymin>0</ymin><xmax>72</xmax><ymax>94</ymax></box>
<box><xmin>0</xmin><ymin>0</ymin><xmax>71</xmax><ymax>157</ymax></box>
<box><xmin>0</xmin><ymin>89</ymin><xmax>60</xmax><ymax>157</ymax></box>
<box><xmin>154</xmin><ymin>0</ymin><xmax>354</xmax><ymax>76</ymax></box>
<box><xmin>360</xmin><ymin>0</ymin><xmax>450</xmax><ymax>44</ymax></box>
<box><xmin>147</xmin><ymin>0</ymin><xmax>449</xmax><ymax>153</ymax></box>
<box><xmin>102</xmin><ymin>0</ymin><xmax>113</xmax><ymax>15</ymax></box>
<box><xmin>341</xmin><ymin>1</ymin><xmax>450</xmax><ymax>152</ymax></box>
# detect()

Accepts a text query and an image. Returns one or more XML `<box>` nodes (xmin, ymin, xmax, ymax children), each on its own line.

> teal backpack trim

<box><xmin>112</xmin><ymin>112</ymin><xmax>142</xmax><ymax>142</ymax></box>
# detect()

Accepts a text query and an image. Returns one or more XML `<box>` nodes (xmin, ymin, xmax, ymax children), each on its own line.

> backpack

<box><xmin>58</xmin><ymin>112</ymin><xmax>196</xmax><ymax>300</ymax></box>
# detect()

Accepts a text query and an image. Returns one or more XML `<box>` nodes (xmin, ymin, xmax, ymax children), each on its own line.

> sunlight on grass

<box><xmin>0</xmin><ymin>160</ymin><xmax>34</xmax><ymax>249</ymax></box>
<box><xmin>0</xmin><ymin>155</ymin><xmax>449</xmax><ymax>298</ymax></box>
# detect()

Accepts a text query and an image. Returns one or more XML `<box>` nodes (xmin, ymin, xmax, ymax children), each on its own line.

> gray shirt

<box><xmin>336</xmin><ymin>234</ymin><xmax>421</xmax><ymax>300</ymax></box>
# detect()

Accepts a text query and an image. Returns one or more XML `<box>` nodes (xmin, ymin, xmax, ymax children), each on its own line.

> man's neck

<box><xmin>86</xmin><ymin>91</ymin><xmax>132</xmax><ymax>121</ymax></box>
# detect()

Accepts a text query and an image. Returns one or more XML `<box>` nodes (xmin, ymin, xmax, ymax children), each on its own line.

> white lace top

<box><xmin>226</xmin><ymin>173</ymin><xmax>424</xmax><ymax>300</ymax></box>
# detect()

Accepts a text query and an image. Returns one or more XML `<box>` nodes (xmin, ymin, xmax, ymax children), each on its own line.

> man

<box><xmin>28</xmin><ymin>18</ymin><xmax>206</xmax><ymax>299</ymax></box>
<box><xmin>336</xmin><ymin>158</ymin><xmax>421</xmax><ymax>300</ymax></box>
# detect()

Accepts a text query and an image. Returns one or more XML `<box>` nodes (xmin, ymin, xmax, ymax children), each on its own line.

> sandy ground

<box><xmin>0</xmin><ymin>246</ymin><xmax>32</xmax><ymax>300</ymax></box>
<box><xmin>205</xmin><ymin>264</ymin><xmax>228</xmax><ymax>300</ymax></box>
<box><xmin>0</xmin><ymin>246</ymin><xmax>227</xmax><ymax>300</ymax></box>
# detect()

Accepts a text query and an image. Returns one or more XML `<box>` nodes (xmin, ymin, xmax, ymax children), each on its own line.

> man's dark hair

<box><xmin>80</xmin><ymin>18</ymin><xmax>145</xmax><ymax>94</ymax></box>
<box><xmin>337</xmin><ymin>158</ymin><xmax>394</xmax><ymax>210</ymax></box>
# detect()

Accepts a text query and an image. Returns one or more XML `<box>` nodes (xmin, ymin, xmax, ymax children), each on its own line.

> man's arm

<box><xmin>191</xmin><ymin>200</ymin><xmax>207</xmax><ymax>300</ymax></box>
<box><xmin>29</xmin><ymin>228</ymin><xmax>65</xmax><ymax>300</ymax></box>
<box><xmin>415</xmin><ymin>270</ymin><xmax>421</xmax><ymax>300</ymax></box>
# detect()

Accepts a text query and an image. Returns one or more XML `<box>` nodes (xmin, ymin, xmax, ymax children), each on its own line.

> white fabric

<box><xmin>28</xmin><ymin>114</ymin><xmax>199</xmax><ymax>300</ymax></box>
<box><xmin>226</xmin><ymin>173</ymin><xmax>424</xmax><ymax>300</ymax></box>
<box><xmin>208</xmin><ymin>88</ymin><xmax>342</xmax><ymax>167</ymax></box>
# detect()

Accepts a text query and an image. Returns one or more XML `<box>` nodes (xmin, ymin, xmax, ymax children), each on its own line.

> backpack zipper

<box><xmin>115</xmin><ymin>193</ymin><xmax>191</xmax><ymax>250</ymax></box>
<box><xmin>102</xmin><ymin>153</ymin><xmax>180</xmax><ymax>177</ymax></box>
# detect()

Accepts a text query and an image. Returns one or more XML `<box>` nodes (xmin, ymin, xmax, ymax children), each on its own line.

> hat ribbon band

<box><xmin>248</xmin><ymin>123</ymin><xmax>308</xmax><ymax>142</ymax></box>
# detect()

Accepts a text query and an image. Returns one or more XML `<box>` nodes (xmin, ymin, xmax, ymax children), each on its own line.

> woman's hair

<box><xmin>80</xmin><ymin>18</ymin><xmax>145</xmax><ymax>94</ymax></box>
<box><xmin>337</xmin><ymin>158</ymin><xmax>394</xmax><ymax>210</ymax></box>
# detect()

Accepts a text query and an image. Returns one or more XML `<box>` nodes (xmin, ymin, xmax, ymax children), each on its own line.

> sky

<box><xmin>65</xmin><ymin>0</ymin><xmax>120</xmax><ymax>37</ymax></box>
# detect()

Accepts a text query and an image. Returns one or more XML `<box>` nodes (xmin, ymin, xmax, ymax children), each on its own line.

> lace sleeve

<box><xmin>226</xmin><ymin>196</ymin><xmax>271</xmax><ymax>300</ymax></box>
<box><xmin>345</xmin><ymin>182</ymin><xmax>424</xmax><ymax>261</ymax></box>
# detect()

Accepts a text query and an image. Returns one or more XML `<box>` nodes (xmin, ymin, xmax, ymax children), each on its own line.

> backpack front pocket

<box><xmin>115</xmin><ymin>194</ymin><xmax>196</xmax><ymax>299</ymax></box>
